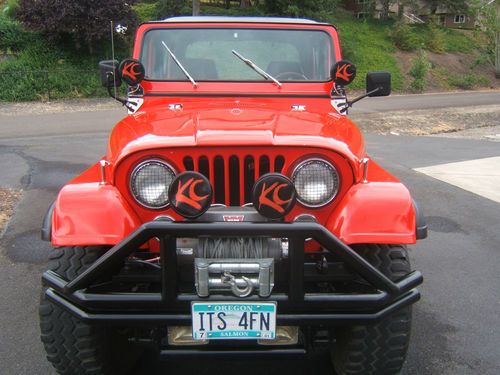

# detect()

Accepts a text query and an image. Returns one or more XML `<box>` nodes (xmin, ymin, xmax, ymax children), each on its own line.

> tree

<box><xmin>157</xmin><ymin>0</ymin><xmax>186</xmax><ymax>18</ymax></box>
<box><xmin>380</xmin><ymin>0</ymin><xmax>397</xmax><ymax>20</ymax></box>
<box><xmin>263</xmin><ymin>0</ymin><xmax>339</xmax><ymax>15</ymax></box>
<box><xmin>193</xmin><ymin>0</ymin><xmax>200</xmax><ymax>16</ymax></box>
<box><xmin>240</xmin><ymin>0</ymin><xmax>252</xmax><ymax>8</ymax></box>
<box><xmin>17</xmin><ymin>0</ymin><xmax>137</xmax><ymax>54</ymax></box>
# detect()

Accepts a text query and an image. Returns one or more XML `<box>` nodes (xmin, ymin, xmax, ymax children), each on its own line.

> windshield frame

<box><xmin>138</xmin><ymin>25</ymin><xmax>336</xmax><ymax>84</ymax></box>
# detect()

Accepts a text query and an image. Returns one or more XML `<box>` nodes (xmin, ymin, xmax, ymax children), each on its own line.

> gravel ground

<box><xmin>350</xmin><ymin>105</ymin><xmax>500</xmax><ymax>137</ymax></box>
<box><xmin>0</xmin><ymin>98</ymin><xmax>117</xmax><ymax>116</ymax></box>
<box><xmin>0</xmin><ymin>189</ymin><xmax>22</xmax><ymax>234</ymax></box>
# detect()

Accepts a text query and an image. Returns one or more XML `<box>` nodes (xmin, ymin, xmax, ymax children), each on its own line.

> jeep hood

<box><xmin>107</xmin><ymin>100</ymin><xmax>366</xmax><ymax>165</ymax></box>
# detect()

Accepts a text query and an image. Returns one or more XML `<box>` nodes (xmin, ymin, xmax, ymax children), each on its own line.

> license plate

<box><xmin>191</xmin><ymin>302</ymin><xmax>277</xmax><ymax>340</ymax></box>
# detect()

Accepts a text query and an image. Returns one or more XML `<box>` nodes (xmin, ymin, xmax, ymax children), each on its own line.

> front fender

<box><xmin>327</xmin><ymin>181</ymin><xmax>417</xmax><ymax>245</ymax></box>
<box><xmin>50</xmin><ymin>164</ymin><xmax>141</xmax><ymax>246</ymax></box>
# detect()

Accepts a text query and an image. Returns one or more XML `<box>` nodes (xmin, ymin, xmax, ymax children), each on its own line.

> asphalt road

<box><xmin>0</xmin><ymin>92</ymin><xmax>499</xmax><ymax>374</ymax></box>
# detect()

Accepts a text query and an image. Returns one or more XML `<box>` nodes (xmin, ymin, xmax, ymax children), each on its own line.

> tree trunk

<box><xmin>240</xmin><ymin>0</ymin><xmax>251</xmax><ymax>8</ymax></box>
<box><xmin>381</xmin><ymin>0</ymin><xmax>390</xmax><ymax>20</ymax></box>
<box><xmin>192</xmin><ymin>0</ymin><xmax>200</xmax><ymax>16</ymax></box>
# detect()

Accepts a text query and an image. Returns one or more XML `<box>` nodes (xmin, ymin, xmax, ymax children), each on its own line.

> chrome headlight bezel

<box><xmin>130</xmin><ymin>159</ymin><xmax>176</xmax><ymax>209</ymax></box>
<box><xmin>291</xmin><ymin>158</ymin><xmax>340</xmax><ymax>208</ymax></box>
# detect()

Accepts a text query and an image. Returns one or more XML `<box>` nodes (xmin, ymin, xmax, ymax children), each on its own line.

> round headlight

<box><xmin>292</xmin><ymin>159</ymin><xmax>340</xmax><ymax>207</ymax></box>
<box><xmin>131</xmin><ymin>160</ymin><xmax>176</xmax><ymax>209</ymax></box>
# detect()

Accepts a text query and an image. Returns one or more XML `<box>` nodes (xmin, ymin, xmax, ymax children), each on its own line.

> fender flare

<box><xmin>49</xmin><ymin>183</ymin><xmax>141</xmax><ymax>247</ymax></box>
<box><xmin>327</xmin><ymin>181</ymin><xmax>418</xmax><ymax>245</ymax></box>
<box><xmin>41</xmin><ymin>201</ymin><xmax>55</xmax><ymax>242</ymax></box>
<box><xmin>413</xmin><ymin>199</ymin><xmax>428</xmax><ymax>240</ymax></box>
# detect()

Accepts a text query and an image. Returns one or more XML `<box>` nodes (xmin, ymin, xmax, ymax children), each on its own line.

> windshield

<box><xmin>140</xmin><ymin>28</ymin><xmax>334</xmax><ymax>82</ymax></box>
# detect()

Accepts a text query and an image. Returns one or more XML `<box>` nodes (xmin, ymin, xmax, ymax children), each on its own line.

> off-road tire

<box><xmin>332</xmin><ymin>244</ymin><xmax>412</xmax><ymax>375</ymax></box>
<box><xmin>39</xmin><ymin>246</ymin><xmax>136</xmax><ymax>375</ymax></box>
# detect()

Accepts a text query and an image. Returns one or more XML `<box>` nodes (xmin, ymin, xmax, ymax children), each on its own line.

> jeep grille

<box><xmin>183</xmin><ymin>155</ymin><xmax>285</xmax><ymax>206</ymax></box>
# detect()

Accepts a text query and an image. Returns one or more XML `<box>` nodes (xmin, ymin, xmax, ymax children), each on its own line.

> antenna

<box><xmin>110</xmin><ymin>21</ymin><xmax>118</xmax><ymax>101</ymax></box>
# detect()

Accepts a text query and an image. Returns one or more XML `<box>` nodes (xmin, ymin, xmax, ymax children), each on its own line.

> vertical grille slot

<box><xmin>183</xmin><ymin>156</ymin><xmax>194</xmax><ymax>171</ymax></box>
<box><xmin>229</xmin><ymin>156</ymin><xmax>240</xmax><ymax>206</ymax></box>
<box><xmin>180</xmin><ymin>153</ymin><xmax>285</xmax><ymax>207</ymax></box>
<box><xmin>259</xmin><ymin>155</ymin><xmax>270</xmax><ymax>175</ymax></box>
<box><xmin>244</xmin><ymin>156</ymin><xmax>255</xmax><ymax>204</ymax></box>
<box><xmin>213</xmin><ymin>156</ymin><xmax>225</xmax><ymax>204</ymax></box>
<box><xmin>274</xmin><ymin>155</ymin><xmax>285</xmax><ymax>173</ymax></box>
<box><xmin>198</xmin><ymin>156</ymin><xmax>210</xmax><ymax>180</ymax></box>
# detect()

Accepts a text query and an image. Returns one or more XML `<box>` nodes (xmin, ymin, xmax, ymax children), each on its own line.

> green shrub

<box><xmin>409</xmin><ymin>51</ymin><xmax>431</xmax><ymax>92</ymax></box>
<box><xmin>133</xmin><ymin>2</ymin><xmax>158</xmax><ymax>23</ymax></box>
<box><xmin>448</xmin><ymin>73</ymin><xmax>490</xmax><ymax>90</ymax></box>
<box><xmin>2</xmin><ymin>0</ymin><xmax>19</xmax><ymax>18</ymax></box>
<box><xmin>425</xmin><ymin>23</ymin><xmax>446</xmax><ymax>53</ymax></box>
<box><xmin>0</xmin><ymin>12</ymin><xmax>30</xmax><ymax>51</ymax></box>
<box><xmin>390</xmin><ymin>22</ymin><xmax>421</xmax><ymax>51</ymax></box>
<box><xmin>0</xmin><ymin>38</ymin><xmax>106</xmax><ymax>101</ymax></box>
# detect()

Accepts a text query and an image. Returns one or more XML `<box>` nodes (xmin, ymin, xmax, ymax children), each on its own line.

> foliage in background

<box><xmin>133</xmin><ymin>2</ymin><xmax>158</xmax><ymax>23</ymax></box>
<box><xmin>332</xmin><ymin>15</ymin><xmax>404</xmax><ymax>90</ymax></box>
<box><xmin>16</xmin><ymin>0</ymin><xmax>138</xmax><ymax>54</ymax></box>
<box><xmin>448</xmin><ymin>73</ymin><xmax>489</xmax><ymax>90</ymax></box>
<box><xmin>0</xmin><ymin>0</ymin><xmax>494</xmax><ymax>102</ymax></box>
<box><xmin>262</xmin><ymin>0</ymin><xmax>340</xmax><ymax>17</ymax></box>
<box><xmin>2</xmin><ymin>0</ymin><xmax>19</xmax><ymax>18</ymax></box>
<box><xmin>409</xmin><ymin>50</ymin><xmax>431</xmax><ymax>93</ymax></box>
<box><xmin>0</xmin><ymin>12</ymin><xmax>29</xmax><ymax>52</ymax></box>
<box><xmin>390</xmin><ymin>22</ymin><xmax>473</xmax><ymax>53</ymax></box>
<box><xmin>156</xmin><ymin>0</ymin><xmax>188</xmax><ymax>18</ymax></box>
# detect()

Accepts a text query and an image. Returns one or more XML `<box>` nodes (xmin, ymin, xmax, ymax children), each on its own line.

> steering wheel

<box><xmin>275</xmin><ymin>71</ymin><xmax>309</xmax><ymax>81</ymax></box>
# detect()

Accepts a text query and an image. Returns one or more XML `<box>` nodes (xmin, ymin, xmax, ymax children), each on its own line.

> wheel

<box><xmin>39</xmin><ymin>246</ymin><xmax>138</xmax><ymax>375</ymax></box>
<box><xmin>332</xmin><ymin>244</ymin><xmax>412</xmax><ymax>375</ymax></box>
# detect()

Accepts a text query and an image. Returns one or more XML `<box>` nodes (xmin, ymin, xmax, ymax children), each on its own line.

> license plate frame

<box><xmin>191</xmin><ymin>301</ymin><xmax>277</xmax><ymax>340</ymax></box>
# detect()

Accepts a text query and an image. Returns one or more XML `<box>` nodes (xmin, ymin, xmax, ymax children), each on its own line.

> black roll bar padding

<box><xmin>62</xmin><ymin>221</ymin><xmax>406</xmax><ymax>296</ymax></box>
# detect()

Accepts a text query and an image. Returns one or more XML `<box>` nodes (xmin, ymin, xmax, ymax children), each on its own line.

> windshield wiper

<box><xmin>161</xmin><ymin>41</ymin><xmax>197</xmax><ymax>87</ymax></box>
<box><xmin>231</xmin><ymin>50</ymin><xmax>282</xmax><ymax>88</ymax></box>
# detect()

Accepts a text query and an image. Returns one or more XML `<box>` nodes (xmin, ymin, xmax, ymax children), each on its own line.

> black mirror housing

<box><xmin>366</xmin><ymin>71</ymin><xmax>391</xmax><ymax>97</ymax></box>
<box><xmin>99</xmin><ymin>60</ymin><xmax>121</xmax><ymax>88</ymax></box>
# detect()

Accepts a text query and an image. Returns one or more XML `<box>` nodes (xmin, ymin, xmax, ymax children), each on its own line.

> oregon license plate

<box><xmin>191</xmin><ymin>302</ymin><xmax>277</xmax><ymax>340</ymax></box>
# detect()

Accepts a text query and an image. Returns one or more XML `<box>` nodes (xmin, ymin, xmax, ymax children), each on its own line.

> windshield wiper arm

<box><xmin>231</xmin><ymin>50</ymin><xmax>282</xmax><ymax>88</ymax></box>
<box><xmin>161</xmin><ymin>41</ymin><xmax>197</xmax><ymax>87</ymax></box>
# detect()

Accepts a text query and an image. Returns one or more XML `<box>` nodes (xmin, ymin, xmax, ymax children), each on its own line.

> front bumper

<box><xmin>42</xmin><ymin>221</ymin><xmax>423</xmax><ymax>327</ymax></box>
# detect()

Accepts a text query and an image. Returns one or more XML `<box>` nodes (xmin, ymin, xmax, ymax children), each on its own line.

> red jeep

<box><xmin>40</xmin><ymin>17</ymin><xmax>426</xmax><ymax>375</ymax></box>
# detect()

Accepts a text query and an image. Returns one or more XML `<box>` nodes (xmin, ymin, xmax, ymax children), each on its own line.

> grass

<box><xmin>331</xmin><ymin>15</ymin><xmax>404</xmax><ymax>90</ymax></box>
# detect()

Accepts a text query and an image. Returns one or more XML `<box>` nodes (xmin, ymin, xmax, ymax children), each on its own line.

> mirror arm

<box><xmin>349</xmin><ymin>87</ymin><xmax>381</xmax><ymax>106</ymax></box>
<box><xmin>105</xmin><ymin>74</ymin><xmax>135</xmax><ymax>112</ymax></box>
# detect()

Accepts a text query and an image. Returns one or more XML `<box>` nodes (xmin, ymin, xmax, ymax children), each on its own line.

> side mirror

<box><xmin>118</xmin><ymin>58</ymin><xmax>145</xmax><ymax>86</ymax></box>
<box><xmin>99</xmin><ymin>60</ymin><xmax>121</xmax><ymax>88</ymax></box>
<box><xmin>331</xmin><ymin>60</ymin><xmax>357</xmax><ymax>86</ymax></box>
<box><xmin>366</xmin><ymin>71</ymin><xmax>391</xmax><ymax>97</ymax></box>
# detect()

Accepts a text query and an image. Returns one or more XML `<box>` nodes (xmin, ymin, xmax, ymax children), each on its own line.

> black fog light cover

<box><xmin>168</xmin><ymin>172</ymin><xmax>213</xmax><ymax>219</ymax></box>
<box><xmin>252</xmin><ymin>173</ymin><xmax>296</xmax><ymax>220</ymax></box>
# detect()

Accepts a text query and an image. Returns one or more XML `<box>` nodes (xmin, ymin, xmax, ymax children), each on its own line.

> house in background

<box><xmin>342</xmin><ymin>0</ymin><xmax>477</xmax><ymax>29</ymax></box>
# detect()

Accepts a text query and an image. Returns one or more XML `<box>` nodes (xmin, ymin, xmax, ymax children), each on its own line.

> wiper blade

<box><xmin>161</xmin><ymin>41</ymin><xmax>197</xmax><ymax>87</ymax></box>
<box><xmin>231</xmin><ymin>50</ymin><xmax>282</xmax><ymax>88</ymax></box>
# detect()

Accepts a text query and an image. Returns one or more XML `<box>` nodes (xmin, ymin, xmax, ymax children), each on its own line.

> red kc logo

<box><xmin>258</xmin><ymin>182</ymin><xmax>292</xmax><ymax>214</ymax></box>
<box><xmin>175</xmin><ymin>178</ymin><xmax>209</xmax><ymax>210</ymax></box>
<box><xmin>122</xmin><ymin>62</ymin><xmax>141</xmax><ymax>81</ymax></box>
<box><xmin>336</xmin><ymin>64</ymin><xmax>353</xmax><ymax>82</ymax></box>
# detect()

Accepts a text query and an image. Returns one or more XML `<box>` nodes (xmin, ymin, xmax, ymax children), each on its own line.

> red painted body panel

<box><xmin>50</xmin><ymin>20</ymin><xmax>418</xmax><ymax>249</ymax></box>
<box><xmin>51</xmin><ymin>163</ymin><xmax>141</xmax><ymax>246</ymax></box>
<box><xmin>327</xmin><ymin>161</ymin><xmax>416</xmax><ymax>244</ymax></box>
